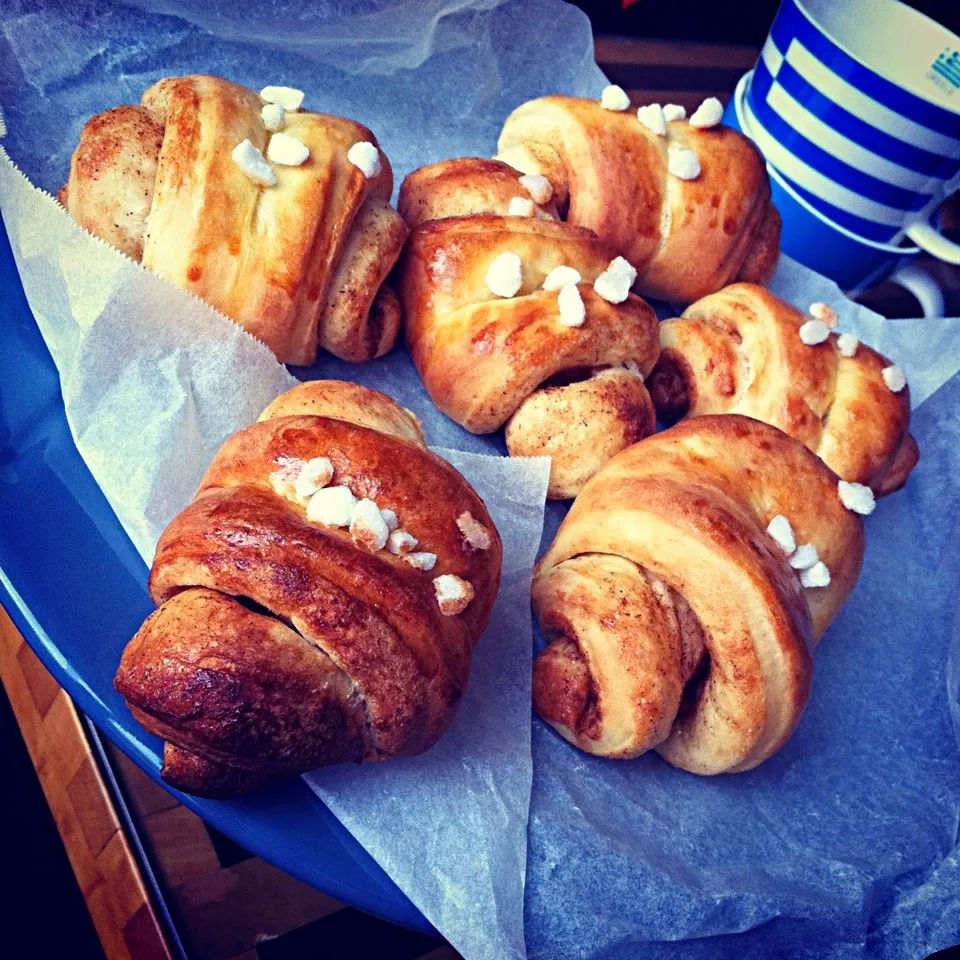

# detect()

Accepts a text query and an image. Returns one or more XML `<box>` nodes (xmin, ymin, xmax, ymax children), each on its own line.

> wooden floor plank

<box><xmin>0</xmin><ymin>605</ymin><xmax>174</xmax><ymax>960</ymax></box>
<box><xmin>171</xmin><ymin>857</ymin><xmax>345</xmax><ymax>960</ymax></box>
<box><xmin>140</xmin><ymin>804</ymin><xmax>221</xmax><ymax>888</ymax></box>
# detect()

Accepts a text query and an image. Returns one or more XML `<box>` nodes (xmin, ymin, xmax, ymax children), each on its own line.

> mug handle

<box><xmin>904</xmin><ymin>177</ymin><xmax>960</xmax><ymax>265</ymax></box>
<box><xmin>904</xmin><ymin>219</ymin><xmax>960</xmax><ymax>265</ymax></box>
<box><xmin>886</xmin><ymin>262</ymin><xmax>945</xmax><ymax>319</ymax></box>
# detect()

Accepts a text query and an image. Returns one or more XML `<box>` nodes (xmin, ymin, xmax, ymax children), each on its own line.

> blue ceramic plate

<box><xmin>0</xmin><ymin>210</ymin><xmax>433</xmax><ymax>936</ymax></box>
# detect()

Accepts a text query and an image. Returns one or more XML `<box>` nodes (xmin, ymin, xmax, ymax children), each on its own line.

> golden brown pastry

<box><xmin>115</xmin><ymin>381</ymin><xmax>502</xmax><ymax>798</ymax></box>
<box><xmin>532</xmin><ymin>415</ymin><xmax>865</xmax><ymax>774</ymax></box>
<box><xmin>398</xmin><ymin>156</ymin><xmax>560</xmax><ymax>226</ymax></box>
<box><xmin>60</xmin><ymin>75</ymin><xmax>407</xmax><ymax>365</ymax></box>
<box><xmin>495</xmin><ymin>95</ymin><xmax>780</xmax><ymax>302</ymax></box>
<box><xmin>646</xmin><ymin>283</ymin><xmax>918</xmax><ymax>496</ymax></box>
<box><xmin>398</xmin><ymin>158</ymin><xmax>660</xmax><ymax>500</ymax></box>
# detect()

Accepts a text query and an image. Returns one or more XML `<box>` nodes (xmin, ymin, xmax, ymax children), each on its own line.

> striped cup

<box><xmin>745</xmin><ymin>0</ymin><xmax>960</xmax><ymax>262</ymax></box>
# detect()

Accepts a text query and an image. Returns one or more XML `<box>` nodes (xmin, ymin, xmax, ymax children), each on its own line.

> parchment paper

<box><xmin>3</xmin><ymin>2</ymin><xmax>960</xmax><ymax>958</ymax></box>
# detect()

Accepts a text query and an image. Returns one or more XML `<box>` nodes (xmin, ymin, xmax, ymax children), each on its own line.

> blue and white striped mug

<box><xmin>745</xmin><ymin>0</ymin><xmax>960</xmax><ymax>263</ymax></box>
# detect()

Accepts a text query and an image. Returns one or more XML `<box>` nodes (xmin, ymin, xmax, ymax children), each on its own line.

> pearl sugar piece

<box><xmin>519</xmin><ymin>174</ymin><xmax>552</xmax><ymax>205</ymax></box>
<box><xmin>799</xmin><ymin>319</ymin><xmax>830</xmax><ymax>346</ymax></box>
<box><xmin>231</xmin><ymin>139</ymin><xmax>276</xmax><ymax>186</ymax></box>
<box><xmin>388</xmin><ymin>530</ymin><xmax>418</xmax><ymax>556</ymax></box>
<box><xmin>260</xmin><ymin>85</ymin><xmax>304</xmax><ymax>111</ymax></box>
<box><xmin>809</xmin><ymin>302</ymin><xmax>839</xmax><ymax>328</ymax></box>
<box><xmin>837</xmin><ymin>333</ymin><xmax>859</xmax><ymax>358</ymax></box>
<box><xmin>882</xmin><ymin>365</ymin><xmax>907</xmax><ymax>393</ymax></box>
<box><xmin>261</xmin><ymin>102</ymin><xmax>286</xmax><ymax>132</ymax></box>
<box><xmin>558</xmin><ymin>284</ymin><xmax>586</xmax><ymax>328</ymax></box>
<box><xmin>800</xmin><ymin>561</ymin><xmax>831</xmax><ymax>588</ymax></box>
<box><xmin>433</xmin><ymin>574</ymin><xmax>475</xmax><ymax>615</ymax></box>
<box><xmin>306</xmin><ymin>485</ymin><xmax>357</xmax><ymax>527</ymax></box>
<box><xmin>789</xmin><ymin>543</ymin><xmax>819</xmax><ymax>571</ymax></box>
<box><xmin>766</xmin><ymin>515</ymin><xmax>796</xmax><ymax>555</ymax></box>
<box><xmin>266</xmin><ymin>132</ymin><xmax>310</xmax><ymax>167</ymax></box>
<box><xmin>667</xmin><ymin>146</ymin><xmax>701</xmax><ymax>180</ymax></box>
<box><xmin>542</xmin><ymin>266</ymin><xmax>582</xmax><ymax>291</ymax></box>
<box><xmin>486</xmin><ymin>252</ymin><xmax>523</xmax><ymax>298</ymax></box>
<box><xmin>593</xmin><ymin>256</ymin><xmax>637</xmax><ymax>304</ymax></box>
<box><xmin>349</xmin><ymin>498</ymin><xmax>389</xmax><ymax>552</ymax></box>
<box><xmin>457</xmin><ymin>512</ymin><xmax>492</xmax><ymax>551</ymax></box>
<box><xmin>508</xmin><ymin>196</ymin><xmax>535</xmax><ymax>217</ymax></box>
<box><xmin>294</xmin><ymin>457</ymin><xmax>334</xmax><ymax>500</ymax></box>
<box><xmin>837</xmin><ymin>480</ymin><xmax>876</xmax><ymax>516</ymax></box>
<box><xmin>347</xmin><ymin>141</ymin><xmax>381</xmax><ymax>179</ymax></box>
<box><xmin>601</xmin><ymin>85</ymin><xmax>631</xmax><ymax>111</ymax></box>
<box><xmin>637</xmin><ymin>103</ymin><xmax>666</xmax><ymax>136</ymax></box>
<box><xmin>689</xmin><ymin>97</ymin><xmax>723</xmax><ymax>129</ymax></box>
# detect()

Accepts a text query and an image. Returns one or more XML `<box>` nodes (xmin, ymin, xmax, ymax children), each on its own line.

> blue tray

<box><xmin>0</xmin><ymin>209</ymin><xmax>434</xmax><ymax>936</ymax></box>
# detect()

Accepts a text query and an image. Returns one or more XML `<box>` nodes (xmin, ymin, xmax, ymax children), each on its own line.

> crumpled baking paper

<box><xmin>3</xmin><ymin>1</ymin><xmax>960</xmax><ymax>958</ymax></box>
<box><xmin>309</xmin><ymin>449</ymin><xmax>549</xmax><ymax>960</ymax></box>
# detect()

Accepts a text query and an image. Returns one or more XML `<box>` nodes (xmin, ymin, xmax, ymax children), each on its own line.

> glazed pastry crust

<box><xmin>258</xmin><ymin>379</ymin><xmax>425</xmax><ymax>444</ymax></box>
<box><xmin>397</xmin><ymin>204</ymin><xmax>660</xmax><ymax>498</ymax></box>
<box><xmin>504</xmin><ymin>368</ymin><xmax>655</xmax><ymax>500</ymax></box>
<box><xmin>646</xmin><ymin>283</ymin><xmax>917</xmax><ymax>495</ymax></box>
<box><xmin>115</xmin><ymin>381</ymin><xmax>502</xmax><ymax>797</ymax></box>
<box><xmin>399</xmin><ymin>157</ymin><xmax>559</xmax><ymax>226</ymax></box>
<box><xmin>400</xmin><ymin>214</ymin><xmax>660</xmax><ymax>433</ymax></box>
<box><xmin>532</xmin><ymin>415</ymin><xmax>864</xmax><ymax>774</ymax></box>
<box><xmin>63</xmin><ymin>75</ymin><xmax>407</xmax><ymax>365</ymax></box>
<box><xmin>496</xmin><ymin>95</ymin><xmax>780</xmax><ymax>302</ymax></box>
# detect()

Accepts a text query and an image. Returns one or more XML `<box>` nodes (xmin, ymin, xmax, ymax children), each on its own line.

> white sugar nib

<box><xmin>689</xmin><ymin>96</ymin><xmax>723</xmax><ymax>129</ymax></box>
<box><xmin>433</xmin><ymin>574</ymin><xmax>475</xmax><ymax>615</ymax></box>
<box><xmin>294</xmin><ymin>457</ymin><xmax>334</xmax><ymax>500</ymax></box>
<box><xmin>542</xmin><ymin>265</ymin><xmax>582</xmax><ymax>291</ymax></box>
<box><xmin>667</xmin><ymin>146</ymin><xmax>700</xmax><ymax>180</ymax></box>
<box><xmin>486</xmin><ymin>252</ymin><xmax>523</xmax><ymax>298</ymax></box>
<box><xmin>600</xmin><ymin>85</ymin><xmax>630</xmax><ymax>111</ymax></box>
<box><xmin>800</xmin><ymin>561</ymin><xmax>831</xmax><ymax>589</ymax></box>
<box><xmin>558</xmin><ymin>284</ymin><xmax>586</xmax><ymax>327</ymax></box>
<box><xmin>766</xmin><ymin>515</ymin><xmax>796</xmax><ymax>554</ymax></box>
<box><xmin>593</xmin><ymin>256</ymin><xmax>637</xmax><ymax>304</ymax></box>
<box><xmin>519</xmin><ymin>173</ymin><xmax>552</xmax><ymax>204</ymax></box>
<box><xmin>347</xmin><ymin>141</ymin><xmax>381</xmax><ymax>178</ymax></box>
<box><xmin>809</xmin><ymin>302</ymin><xmax>839</xmax><ymax>328</ymax></box>
<box><xmin>350</xmin><ymin>498</ymin><xmax>389</xmax><ymax>551</ymax></box>
<box><xmin>837</xmin><ymin>333</ymin><xmax>859</xmax><ymax>358</ymax></box>
<box><xmin>508</xmin><ymin>196</ymin><xmax>535</xmax><ymax>217</ymax></box>
<box><xmin>837</xmin><ymin>480</ymin><xmax>875</xmax><ymax>516</ymax></box>
<box><xmin>306</xmin><ymin>485</ymin><xmax>357</xmax><ymax>527</ymax></box>
<box><xmin>231</xmin><ymin>139</ymin><xmax>276</xmax><ymax>186</ymax></box>
<box><xmin>260</xmin><ymin>85</ymin><xmax>304</xmax><ymax>111</ymax></box>
<box><xmin>789</xmin><ymin>543</ymin><xmax>819</xmax><ymax>571</ymax></box>
<box><xmin>261</xmin><ymin>102</ymin><xmax>286</xmax><ymax>132</ymax></box>
<box><xmin>266</xmin><ymin>132</ymin><xmax>310</xmax><ymax>166</ymax></box>
<box><xmin>882</xmin><ymin>365</ymin><xmax>907</xmax><ymax>393</ymax></box>
<box><xmin>636</xmin><ymin>103</ymin><xmax>666</xmax><ymax>136</ymax></box>
<box><xmin>799</xmin><ymin>319</ymin><xmax>830</xmax><ymax>346</ymax></box>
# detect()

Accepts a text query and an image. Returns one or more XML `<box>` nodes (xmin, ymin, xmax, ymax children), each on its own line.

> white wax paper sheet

<box><xmin>3</xmin><ymin>2</ymin><xmax>960</xmax><ymax>958</ymax></box>
<box><xmin>308</xmin><ymin>450</ymin><xmax>549</xmax><ymax>960</ymax></box>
